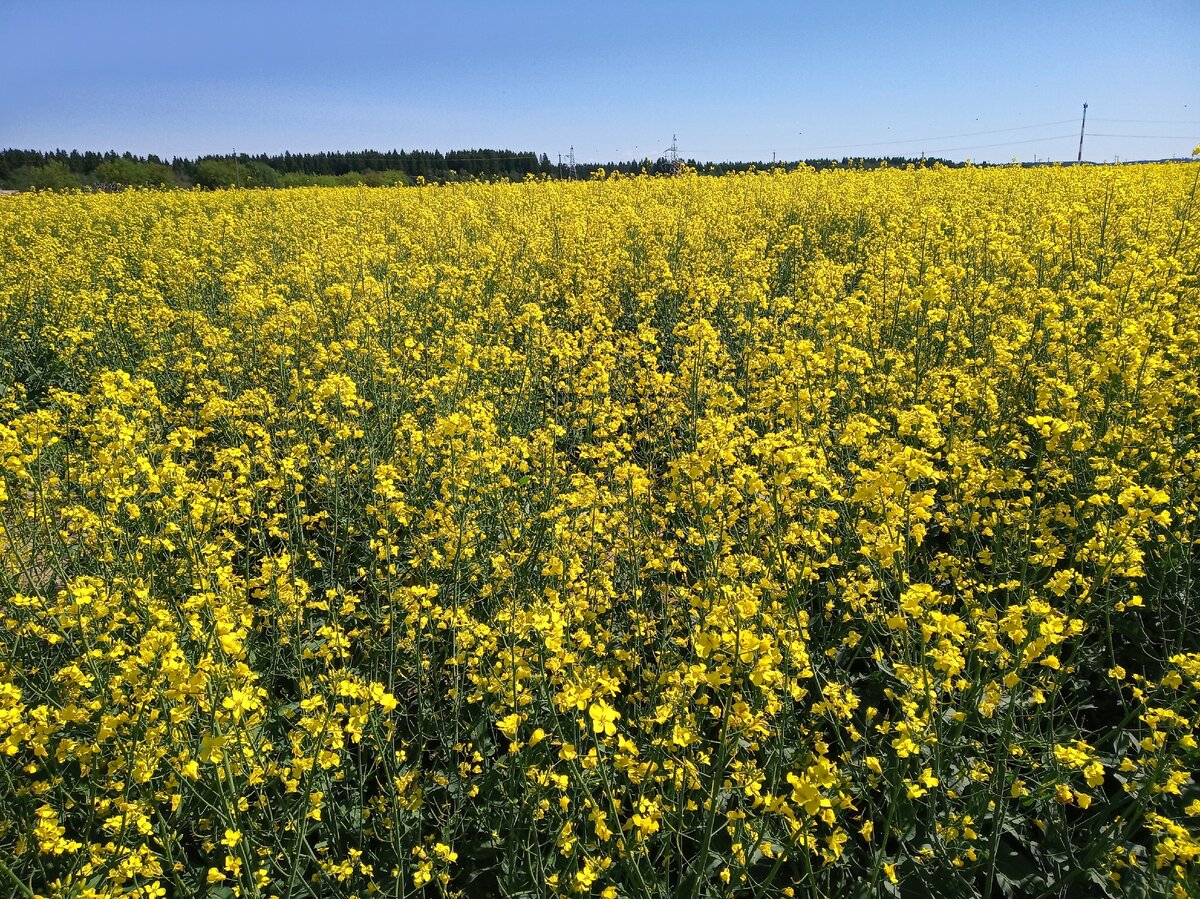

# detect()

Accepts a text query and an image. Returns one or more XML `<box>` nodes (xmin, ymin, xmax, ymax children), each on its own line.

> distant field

<box><xmin>1</xmin><ymin>164</ymin><xmax>1199</xmax><ymax>898</ymax></box>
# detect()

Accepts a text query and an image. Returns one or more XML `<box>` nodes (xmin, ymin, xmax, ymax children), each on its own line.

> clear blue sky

<box><xmin>2</xmin><ymin>0</ymin><xmax>1197</xmax><ymax>164</ymax></box>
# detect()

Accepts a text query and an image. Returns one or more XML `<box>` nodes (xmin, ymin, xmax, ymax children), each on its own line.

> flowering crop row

<box><xmin>1</xmin><ymin>163</ymin><xmax>1199</xmax><ymax>898</ymax></box>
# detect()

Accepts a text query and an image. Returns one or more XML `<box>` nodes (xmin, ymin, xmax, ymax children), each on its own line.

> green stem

<box><xmin>0</xmin><ymin>856</ymin><xmax>33</xmax><ymax>899</ymax></box>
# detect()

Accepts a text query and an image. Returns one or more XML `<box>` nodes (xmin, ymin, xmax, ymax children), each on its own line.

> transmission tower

<box><xmin>567</xmin><ymin>145</ymin><xmax>576</xmax><ymax>180</ymax></box>
<box><xmin>666</xmin><ymin>134</ymin><xmax>682</xmax><ymax>174</ymax></box>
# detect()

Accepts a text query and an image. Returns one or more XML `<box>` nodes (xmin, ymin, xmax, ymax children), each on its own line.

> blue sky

<box><xmin>2</xmin><ymin>0</ymin><xmax>1197</xmax><ymax>164</ymax></box>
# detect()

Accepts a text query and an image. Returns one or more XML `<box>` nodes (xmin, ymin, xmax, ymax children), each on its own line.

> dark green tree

<box><xmin>10</xmin><ymin>160</ymin><xmax>81</xmax><ymax>190</ymax></box>
<box><xmin>94</xmin><ymin>157</ymin><xmax>177</xmax><ymax>188</ymax></box>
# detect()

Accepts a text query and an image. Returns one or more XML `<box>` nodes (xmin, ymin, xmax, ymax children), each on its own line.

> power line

<box><xmin>919</xmin><ymin>134</ymin><xmax>1077</xmax><ymax>154</ymax></box>
<box><xmin>786</xmin><ymin>119</ymin><xmax>1077</xmax><ymax>152</ymax></box>
<box><xmin>745</xmin><ymin>129</ymin><xmax>1196</xmax><ymax>161</ymax></box>
<box><xmin>1091</xmin><ymin>118</ymin><xmax>1200</xmax><ymax>126</ymax></box>
<box><xmin>1087</xmin><ymin>133</ymin><xmax>1199</xmax><ymax>139</ymax></box>
<box><xmin>918</xmin><ymin>131</ymin><xmax>1198</xmax><ymax>158</ymax></box>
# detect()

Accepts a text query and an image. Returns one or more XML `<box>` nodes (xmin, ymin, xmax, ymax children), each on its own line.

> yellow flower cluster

<box><xmin>1</xmin><ymin>162</ymin><xmax>1199</xmax><ymax>897</ymax></box>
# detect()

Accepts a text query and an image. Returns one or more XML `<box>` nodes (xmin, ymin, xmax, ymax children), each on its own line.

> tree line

<box><xmin>0</xmin><ymin>147</ymin><xmax>961</xmax><ymax>191</ymax></box>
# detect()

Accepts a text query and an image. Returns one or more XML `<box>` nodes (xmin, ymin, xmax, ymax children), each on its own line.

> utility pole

<box><xmin>234</xmin><ymin>148</ymin><xmax>241</xmax><ymax>188</ymax></box>
<box><xmin>557</xmin><ymin>153</ymin><xmax>562</xmax><ymax>179</ymax></box>
<box><xmin>1077</xmin><ymin>103</ymin><xmax>1088</xmax><ymax>164</ymax></box>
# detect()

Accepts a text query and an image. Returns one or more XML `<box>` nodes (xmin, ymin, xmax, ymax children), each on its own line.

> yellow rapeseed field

<box><xmin>1</xmin><ymin>162</ymin><xmax>1199</xmax><ymax>898</ymax></box>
